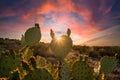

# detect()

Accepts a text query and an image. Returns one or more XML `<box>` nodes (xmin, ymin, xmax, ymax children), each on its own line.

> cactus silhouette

<box><xmin>67</xmin><ymin>28</ymin><xmax>71</xmax><ymax>37</ymax></box>
<box><xmin>50</xmin><ymin>29</ymin><xmax>55</xmax><ymax>39</ymax></box>
<box><xmin>50</xmin><ymin>29</ymin><xmax>73</xmax><ymax>60</ymax></box>
<box><xmin>21</xmin><ymin>23</ymin><xmax>41</xmax><ymax>46</ymax></box>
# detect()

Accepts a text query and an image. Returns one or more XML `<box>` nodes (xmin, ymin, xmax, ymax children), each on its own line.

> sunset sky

<box><xmin>0</xmin><ymin>0</ymin><xmax>120</xmax><ymax>46</ymax></box>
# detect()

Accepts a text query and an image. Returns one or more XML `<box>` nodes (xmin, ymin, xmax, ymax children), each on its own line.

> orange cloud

<box><xmin>20</xmin><ymin>0</ymin><xmax>73</xmax><ymax>19</ymax></box>
<box><xmin>0</xmin><ymin>0</ymin><xmax>104</xmax><ymax>40</ymax></box>
<box><xmin>37</xmin><ymin>2</ymin><xmax>57</xmax><ymax>14</ymax></box>
<box><xmin>21</xmin><ymin>12</ymin><xmax>34</xmax><ymax>20</ymax></box>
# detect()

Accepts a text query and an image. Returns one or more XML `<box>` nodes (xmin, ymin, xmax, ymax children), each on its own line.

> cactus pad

<box><xmin>72</xmin><ymin>60</ymin><xmax>94</xmax><ymax>80</ymax></box>
<box><xmin>67</xmin><ymin>28</ymin><xmax>71</xmax><ymax>37</ymax></box>
<box><xmin>50</xmin><ymin>29</ymin><xmax>72</xmax><ymax>60</ymax></box>
<box><xmin>59</xmin><ymin>61</ymin><xmax>70</xmax><ymax>80</ymax></box>
<box><xmin>23</xmin><ymin>68</ymin><xmax>54</xmax><ymax>80</ymax></box>
<box><xmin>22</xmin><ymin>23</ymin><xmax>41</xmax><ymax>46</ymax></box>
<box><xmin>0</xmin><ymin>53</ymin><xmax>20</xmax><ymax>77</ymax></box>
<box><xmin>100</xmin><ymin>56</ymin><xmax>117</xmax><ymax>74</ymax></box>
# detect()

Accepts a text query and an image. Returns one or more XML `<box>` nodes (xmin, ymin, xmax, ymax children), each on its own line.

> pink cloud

<box><xmin>37</xmin><ymin>2</ymin><xmax>57</xmax><ymax>14</ymax></box>
<box><xmin>0</xmin><ymin>9</ymin><xmax>16</xmax><ymax>18</ymax></box>
<box><xmin>41</xmin><ymin>27</ymin><xmax>50</xmax><ymax>32</ymax></box>
<box><xmin>0</xmin><ymin>0</ymin><xmax>105</xmax><ymax>40</ymax></box>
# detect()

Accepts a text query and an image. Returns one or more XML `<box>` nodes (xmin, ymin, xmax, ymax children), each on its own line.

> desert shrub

<box><xmin>88</xmin><ymin>51</ymin><xmax>99</xmax><ymax>58</ymax></box>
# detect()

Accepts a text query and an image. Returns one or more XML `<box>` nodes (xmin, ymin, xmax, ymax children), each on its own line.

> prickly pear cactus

<box><xmin>23</xmin><ymin>68</ymin><xmax>54</xmax><ymax>80</ymax></box>
<box><xmin>0</xmin><ymin>52</ymin><xmax>20</xmax><ymax>77</ymax></box>
<box><xmin>72</xmin><ymin>58</ymin><xmax>94</xmax><ymax>80</ymax></box>
<box><xmin>100</xmin><ymin>56</ymin><xmax>117</xmax><ymax>74</ymax></box>
<box><xmin>59</xmin><ymin>61</ymin><xmax>70</xmax><ymax>80</ymax></box>
<box><xmin>50</xmin><ymin>29</ymin><xmax>72</xmax><ymax>60</ymax></box>
<box><xmin>21</xmin><ymin>23</ymin><xmax>41</xmax><ymax>46</ymax></box>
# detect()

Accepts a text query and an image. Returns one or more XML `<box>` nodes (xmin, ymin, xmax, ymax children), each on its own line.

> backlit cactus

<box><xmin>72</xmin><ymin>57</ymin><xmax>94</xmax><ymax>80</ymax></box>
<box><xmin>100</xmin><ymin>56</ymin><xmax>117</xmax><ymax>74</ymax></box>
<box><xmin>50</xmin><ymin>29</ymin><xmax>72</xmax><ymax>80</ymax></box>
<box><xmin>50</xmin><ymin>29</ymin><xmax>73</xmax><ymax>60</ymax></box>
<box><xmin>23</xmin><ymin>68</ymin><xmax>54</xmax><ymax>80</ymax></box>
<box><xmin>21</xmin><ymin>23</ymin><xmax>41</xmax><ymax>46</ymax></box>
<box><xmin>1</xmin><ymin>23</ymin><xmax>119</xmax><ymax>80</ymax></box>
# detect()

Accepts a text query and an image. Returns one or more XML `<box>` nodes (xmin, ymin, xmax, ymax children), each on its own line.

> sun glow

<box><xmin>56</xmin><ymin>37</ymin><xmax>62</xmax><ymax>42</ymax></box>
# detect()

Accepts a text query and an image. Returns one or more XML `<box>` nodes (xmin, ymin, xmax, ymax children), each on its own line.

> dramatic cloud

<box><xmin>0</xmin><ymin>0</ymin><xmax>120</xmax><ymax>45</ymax></box>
